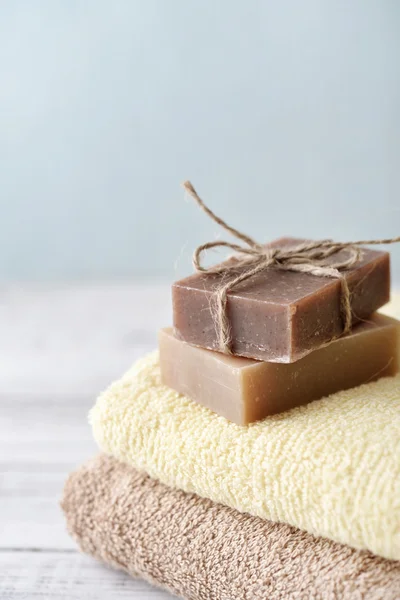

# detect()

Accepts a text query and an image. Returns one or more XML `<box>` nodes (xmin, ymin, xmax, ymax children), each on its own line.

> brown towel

<box><xmin>62</xmin><ymin>455</ymin><xmax>400</xmax><ymax>600</ymax></box>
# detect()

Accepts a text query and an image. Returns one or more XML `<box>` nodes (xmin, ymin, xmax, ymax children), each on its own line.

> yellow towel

<box><xmin>90</xmin><ymin>297</ymin><xmax>400</xmax><ymax>561</ymax></box>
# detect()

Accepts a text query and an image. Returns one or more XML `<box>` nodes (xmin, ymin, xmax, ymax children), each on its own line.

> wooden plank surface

<box><xmin>0</xmin><ymin>283</ymin><xmax>174</xmax><ymax>599</ymax></box>
<box><xmin>1</xmin><ymin>284</ymin><xmax>398</xmax><ymax>599</ymax></box>
<box><xmin>1</xmin><ymin>552</ymin><xmax>170</xmax><ymax>599</ymax></box>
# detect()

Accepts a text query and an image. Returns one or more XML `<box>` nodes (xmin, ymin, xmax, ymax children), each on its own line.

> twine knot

<box><xmin>183</xmin><ymin>181</ymin><xmax>400</xmax><ymax>355</ymax></box>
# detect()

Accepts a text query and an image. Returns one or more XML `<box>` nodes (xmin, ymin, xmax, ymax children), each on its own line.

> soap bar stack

<box><xmin>159</xmin><ymin>237</ymin><xmax>399</xmax><ymax>424</ymax></box>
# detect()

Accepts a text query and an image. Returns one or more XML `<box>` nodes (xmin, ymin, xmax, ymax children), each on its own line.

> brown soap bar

<box><xmin>159</xmin><ymin>314</ymin><xmax>399</xmax><ymax>425</ymax></box>
<box><xmin>172</xmin><ymin>238</ymin><xmax>390</xmax><ymax>362</ymax></box>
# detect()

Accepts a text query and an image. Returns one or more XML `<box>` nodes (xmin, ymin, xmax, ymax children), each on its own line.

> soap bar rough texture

<box><xmin>159</xmin><ymin>314</ymin><xmax>398</xmax><ymax>424</ymax></box>
<box><xmin>172</xmin><ymin>238</ymin><xmax>390</xmax><ymax>362</ymax></box>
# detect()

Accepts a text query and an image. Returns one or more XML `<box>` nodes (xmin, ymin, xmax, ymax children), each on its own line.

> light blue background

<box><xmin>1</xmin><ymin>1</ymin><xmax>399</xmax><ymax>282</ymax></box>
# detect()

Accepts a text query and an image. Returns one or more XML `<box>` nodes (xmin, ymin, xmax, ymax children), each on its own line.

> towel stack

<box><xmin>62</xmin><ymin>290</ymin><xmax>400</xmax><ymax>598</ymax></box>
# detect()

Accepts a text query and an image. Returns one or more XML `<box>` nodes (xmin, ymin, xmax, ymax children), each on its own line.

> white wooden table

<box><xmin>0</xmin><ymin>283</ymin><xmax>175</xmax><ymax>599</ymax></box>
<box><xmin>2</xmin><ymin>283</ymin><xmax>399</xmax><ymax>599</ymax></box>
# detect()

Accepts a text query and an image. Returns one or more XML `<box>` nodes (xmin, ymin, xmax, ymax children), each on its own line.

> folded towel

<box><xmin>90</xmin><ymin>303</ymin><xmax>400</xmax><ymax>561</ymax></box>
<box><xmin>62</xmin><ymin>454</ymin><xmax>400</xmax><ymax>600</ymax></box>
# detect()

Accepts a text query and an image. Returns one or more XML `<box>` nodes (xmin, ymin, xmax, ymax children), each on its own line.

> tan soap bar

<box><xmin>159</xmin><ymin>314</ymin><xmax>399</xmax><ymax>424</ymax></box>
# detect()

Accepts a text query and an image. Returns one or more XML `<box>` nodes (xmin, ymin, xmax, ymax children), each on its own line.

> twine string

<box><xmin>183</xmin><ymin>181</ymin><xmax>400</xmax><ymax>355</ymax></box>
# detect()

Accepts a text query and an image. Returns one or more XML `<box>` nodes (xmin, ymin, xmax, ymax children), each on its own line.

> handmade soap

<box><xmin>172</xmin><ymin>238</ymin><xmax>390</xmax><ymax>362</ymax></box>
<box><xmin>159</xmin><ymin>314</ymin><xmax>398</xmax><ymax>424</ymax></box>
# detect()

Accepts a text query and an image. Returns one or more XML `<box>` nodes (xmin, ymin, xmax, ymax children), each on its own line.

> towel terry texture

<box><xmin>90</xmin><ymin>301</ymin><xmax>400</xmax><ymax>561</ymax></box>
<box><xmin>62</xmin><ymin>454</ymin><xmax>400</xmax><ymax>600</ymax></box>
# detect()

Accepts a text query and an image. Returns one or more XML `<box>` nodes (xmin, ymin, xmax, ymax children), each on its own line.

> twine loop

<box><xmin>183</xmin><ymin>181</ymin><xmax>400</xmax><ymax>355</ymax></box>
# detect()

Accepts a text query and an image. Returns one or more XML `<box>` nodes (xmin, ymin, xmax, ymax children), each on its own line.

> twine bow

<box><xmin>183</xmin><ymin>181</ymin><xmax>400</xmax><ymax>355</ymax></box>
